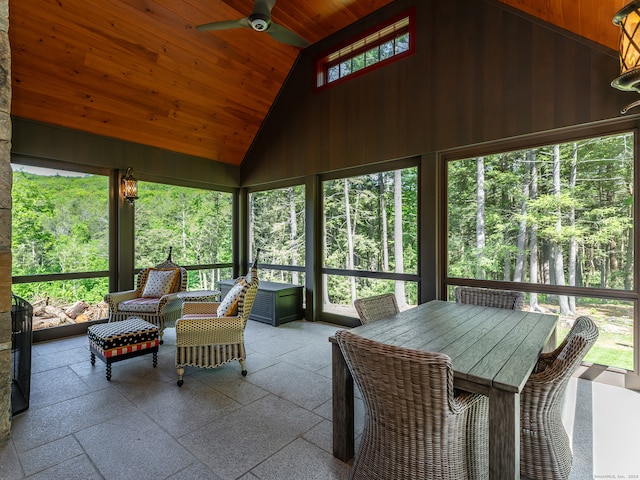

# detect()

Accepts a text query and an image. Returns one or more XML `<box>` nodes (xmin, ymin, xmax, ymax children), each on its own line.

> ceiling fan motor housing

<box><xmin>249</xmin><ymin>14</ymin><xmax>270</xmax><ymax>31</ymax></box>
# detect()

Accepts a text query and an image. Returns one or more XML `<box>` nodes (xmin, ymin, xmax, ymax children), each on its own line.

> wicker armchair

<box><xmin>353</xmin><ymin>293</ymin><xmax>399</xmax><ymax>325</ymax></box>
<box><xmin>104</xmin><ymin>251</ymin><xmax>187</xmax><ymax>344</ymax></box>
<box><xmin>454</xmin><ymin>286</ymin><xmax>525</xmax><ymax>310</ymax></box>
<box><xmin>335</xmin><ymin>330</ymin><xmax>489</xmax><ymax>480</ymax></box>
<box><xmin>520</xmin><ymin>316</ymin><xmax>599</xmax><ymax>480</ymax></box>
<box><xmin>175</xmin><ymin>255</ymin><xmax>259</xmax><ymax>386</ymax></box>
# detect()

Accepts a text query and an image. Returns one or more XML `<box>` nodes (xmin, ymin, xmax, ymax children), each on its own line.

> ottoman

<box><xmin>88</xmin><ymin>317</ymin><xmax>159</xmax><ymax>381</ymax></box>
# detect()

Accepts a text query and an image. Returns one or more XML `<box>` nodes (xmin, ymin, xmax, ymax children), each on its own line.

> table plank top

<box><xmin>337</xmin><ymin>300</ymin><xmax>557</xmax><ymax>393</ymax></box>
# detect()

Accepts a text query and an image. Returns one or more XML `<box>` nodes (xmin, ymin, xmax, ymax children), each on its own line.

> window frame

<box><xmin>320</xmin><ymin>157</ymin><xmax>421</xmax><ymax>326</ymax></box>
<box><xmin>439</xmin><ymin>123</ymin><xmax>640</xmax><ymax>383</ymax></box>
<box><xmin>315</xmin><ymin>8</ymin><xmax>416</xmax><ymax>90</ymax></box>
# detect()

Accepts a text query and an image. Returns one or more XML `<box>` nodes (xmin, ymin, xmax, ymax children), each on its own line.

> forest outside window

<box><xmin>323</xmin><ymin>167</ymin><xmax>418</xmax><ymax>318</ymax></box>
<box><xmin>248</xmin><ymin>185</ymin><xmax>305</xmax><ymax>286</ymax></box>
<box><xmin>446</xmin><ymin>132</ymin><xmax>635</xmax><ymax>371</ymax></box>
<box><xmin>316</xmin><ymin>10</ymin><xmax>415</xmax><ymax>89</ymax></box>
<box><xmin>11</xmin><ymin>165</ymin><xmax>110</xmax><ymax>330</ymax></box>
<box><xmin>134</xmin><ymin>182</ymin><xmax>233</xmax><ymax>290</ymax></box>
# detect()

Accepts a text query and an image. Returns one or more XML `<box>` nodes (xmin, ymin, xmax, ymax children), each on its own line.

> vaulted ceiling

<box><xmin>9</xmin><ymin>0</ymin><xmax>627</xmax><ymax>166</ymax></box>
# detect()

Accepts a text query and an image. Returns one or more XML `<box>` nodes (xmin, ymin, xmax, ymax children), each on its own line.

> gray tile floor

<box><xmin>0</xmin><ymin>318</ymin><xmax>638</xmax><ymax>479</ymax></box>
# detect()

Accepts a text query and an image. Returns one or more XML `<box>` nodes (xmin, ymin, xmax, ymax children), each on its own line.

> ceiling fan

<box><xmin>196</xmin><ymin>0</ymin><xmax>310</xmax><ymax>48</ymax></box>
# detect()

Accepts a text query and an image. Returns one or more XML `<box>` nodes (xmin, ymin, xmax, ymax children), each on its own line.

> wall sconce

<box><xmin>121</xmin><ymin>167</ymin><xmax>139</xmax><ymax>205</ymax></box>
<box><xmin>612</xmin><ymin>0</ymin><xmax>640</xmax><ymax>114</ymax></box>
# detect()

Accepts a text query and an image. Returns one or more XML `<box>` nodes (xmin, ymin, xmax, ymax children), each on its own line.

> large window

<box><xmin>323</xmin><ymin>167</ymin><xmax>419</xmax><ymax>318</ymax></box>
<box><xmin>11</xmin><ymin>165</ymin><xmax>109</xmax><ymax>330</ymax></box>
<box><xmin>446</xmin><ymin>132</ymin><xmax>635</xmax><ymax>371</ymax></box>
<box><xmin>248</xmin><ymin>185</ymin><xmax>305</xmax><ymax>286</ymax></box>
<box><xmin>135</xmin><ymin>181</ymin><xmax>233</xmax><ymax>290</ymax></box>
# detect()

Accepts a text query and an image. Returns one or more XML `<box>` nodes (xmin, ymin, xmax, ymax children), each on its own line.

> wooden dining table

<box><xmin>330</xmin><ymin>299</ymin><xmax>558</xmax><ymax>480</ymax></box>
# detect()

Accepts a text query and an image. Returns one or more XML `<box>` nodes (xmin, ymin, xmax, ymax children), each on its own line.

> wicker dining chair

<box><xmin>353</xmin><ymin>293</ymin><xmax>400</xmax><ymax>325</ymax></box>
<box><xmin>520</xmin><ymin>316</ymin><xmax>599</xmax><ymax>480</ymax></box>
<box><xmin>175</xmin><ymin>254</ymin><xmax>259</xmax><ymax>386</ymax></box>
<box><xmin>335</xmin><ymin>330</ymin><xmax>489</xmax><ymax>480</ymax></box>
<box><xmin>454</xmin><ymin>286</ymin><xmax>525</xmax><ymax>310</ymax></box>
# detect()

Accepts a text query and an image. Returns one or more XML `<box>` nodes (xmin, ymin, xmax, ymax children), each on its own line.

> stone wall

<box><xmin>0</xmin><ymin>0</ymin><xmax>11</xmax><ymax>442</ymax></box>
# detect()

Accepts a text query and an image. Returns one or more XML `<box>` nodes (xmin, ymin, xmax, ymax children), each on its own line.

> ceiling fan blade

<box><xmin>196</xmin><ymin>18</ymin><xmax>249</xmax><ymax>32</ymax></box>
<box><xmin>252</xmin><ymin>0</ymin><xmax>276</xmax><ymax>17</ymax></box>
<box><xmin>267</xmin><ymin>22</ymin><xmax>310</xmax><ymax>48</ymax></box>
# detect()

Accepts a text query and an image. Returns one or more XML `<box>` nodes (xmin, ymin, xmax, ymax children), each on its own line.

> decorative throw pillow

<box><xmin>217</xmin><ymin>279</ymin><xmax>248</xmax><ymax>317</ymax></box>
<box><xmin>141</xmin><ymin>268</ymin><xmax>180</xmax><ymax>298</ymax></box>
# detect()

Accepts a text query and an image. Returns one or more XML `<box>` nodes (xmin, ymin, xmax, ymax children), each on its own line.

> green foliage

<box><xmin>134</xmin><ymin>182</ymin><xmax>233</xmax><ymax>268</ymax></box>
<box><xmin>447</xmin><ymin>133</ymin><xmax>634</xmax><ymax>290</ymax></box>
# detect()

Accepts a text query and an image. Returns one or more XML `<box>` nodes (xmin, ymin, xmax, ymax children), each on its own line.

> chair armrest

<box><xmin>175</xmin><ymin>315</ymin><xmax>244</xmax><ymax>346</ymax></box>
<box><xmin>157</xmin><ymin>291</ymin><xmax>181</xmax><ymax>312</ymax></box>
<box><xmin>104</xmin><ymin>290</ymin><xmax>138</xmax><ymax>313</ymax></box>
<box><xmin>182</xmin><ymin>302</ymin><xmax>222</xmax><ymax>315</ymax></box>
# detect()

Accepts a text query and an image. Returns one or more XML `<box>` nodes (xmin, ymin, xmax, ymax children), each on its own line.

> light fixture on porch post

<box><xmin>612</xmin><ymin>0</ymin><xmax>640</xmax><ymax>113</ymax></box>
<box><xmin>121</xmin><ymin>167</ymin><xmax>139</xmax><ymax>205</ymax></box>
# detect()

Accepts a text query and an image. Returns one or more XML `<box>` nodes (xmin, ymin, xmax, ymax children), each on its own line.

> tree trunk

<box><xmin>552</xmin><ymin>144</ymin><xmax>571</xmax><ymax>314</ymax></box>
<box><xmin>344</xmin><ymin>178</ymin><xmax>356</xmax><ymax>303</ymax></box>
<box><xmin>380</xmin><ymin>173</ymin><xmax>389</xmax><ymax>272</ymax></box>
<box><xmin>528</xmin><ymin>151</ymin><xmax>541</xmax><ymax>311</ymax></box>
<box><xmin>289</xmin><ymin>187</ymin><xmax>299</xmax><ymax>284</ymax></box>
<box><xmin>476</xmin><ymin>156</ymin><xmax>486</xmax><ymax>280</ymax></box>
<box><xmin>393</xmin><ymin>170</ymin><xmax>406</xmax><ymax>307</ymax></box>
<box><xmin>514</xmin><ymin>153</ymin><xmax>528</xmax><ymax>282</ymax></box>
<box><xmin>568</xmin><ymin>143</ymin><xmax>578</xmax><ymax>312</ymax></box>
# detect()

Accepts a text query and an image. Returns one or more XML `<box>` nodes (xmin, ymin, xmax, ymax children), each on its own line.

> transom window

<box><xmin>316</xmin><ymin>10</ymin><xmax>415</xmax><ymax>88</ymax></box>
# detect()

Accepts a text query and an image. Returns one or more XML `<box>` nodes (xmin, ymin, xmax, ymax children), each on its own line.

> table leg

<box><xmin>489</xmin><ymin>389</ymin><xmax>520</xmax><ymax>480</ymax></box>
<box><xmin>332</xmin><ymin>341</ymin><xmax>354</xmax><ymax>462</ymax></box>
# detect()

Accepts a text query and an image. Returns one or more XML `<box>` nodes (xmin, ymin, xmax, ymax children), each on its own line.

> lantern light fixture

<box><xmin>121</xmin><ymin>167</ymin><xmax>139</xmax><ymax>205</ymax></box>
<box><xmin>612</xmin><ymin>0</ymin><xmax>640</xmax><ymax>113</ymax></box>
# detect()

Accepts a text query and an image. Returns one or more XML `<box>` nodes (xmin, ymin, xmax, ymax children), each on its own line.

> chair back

<box><xmin>335</xmin><ymin>330</ymin><xmax>469</xmax><ymax>479</ymax></box>
<box><xmin>354</xmin><ymin>293</ymin><xmax>400</xmax><ymax>324</ymax></box>
<box><xmin>237</xmin><ymin>251</ymin><xmax>260</xmax><ymax>326</ymax></box>
<box><xmin>532</xmin><ymin>316</ymin><xmax>598</xmax><ymax>388</ymax></box>
<box><xmin>454</xmin><ymin>286</ymin><xmax>525</xmax><ymax>310</ymax></box>
<box><xmin>135</xmin><ymin>257</ymin><xmax>188</xmax><ymax>295</ymax></box>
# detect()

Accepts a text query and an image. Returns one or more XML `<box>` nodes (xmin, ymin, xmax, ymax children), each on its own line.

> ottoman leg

<box><xmin>106</xmin><ymin>362</ymin><xmax>112</xmax><ymax>381</ymax></box>
<box><xmin>90</xmin><ymin>352</ymin><xmax>95</xmax><ymax>366</ymax></box>
<box><xmin>153</xmin><ymin>352</ymin><xmax>158</xmax><ymax>368</ymax></box>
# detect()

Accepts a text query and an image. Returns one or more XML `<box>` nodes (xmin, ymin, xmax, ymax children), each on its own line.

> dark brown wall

<box><xmin>11</xmin><ymin>117</ymin><xmax>240</xmax><ymax>189</ymax></box>
<box><xmin>241</xmin><ymin>0</ymin><xmax>627</xmax><ymax>185</ymax></box>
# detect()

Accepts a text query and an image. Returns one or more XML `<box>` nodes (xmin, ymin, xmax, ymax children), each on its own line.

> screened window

<box><xmin>323</xmin><ymin>167</ymin><xmax>418</xmax><ymax>317</ymax></box>
<box><xmin>316</xmin><ymin>10</ymin><xmax>414</xmax><ymax>88</ymax></box>
<box><xmin>446</xmin><ymin>132</ymin><xmax>635</xmax><ymax>371</ymax></box>
<box><xmin>134</xmin><ymin>181</ymin><xmax>233</xmax><ymax>290</ymax></box>
<box><xmin>249</xmin><ymin>185</ymin><xmax>305</xmax><ymax>286</ymax></box>
<box><xmin>11</xmin><ymin>165</ymin><xmax>109</xmax><ymax>330</ymax></box>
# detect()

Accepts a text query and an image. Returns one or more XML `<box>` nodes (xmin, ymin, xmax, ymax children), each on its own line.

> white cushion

<box><xmin>217</xmin><ymin>280</ymin><xmax>247</xmax><ymax>317</ymax></box>
<box><xmin>142</xmin><ymin>268</ymin><xmax>179</xmax><ymax>298</ymax></box>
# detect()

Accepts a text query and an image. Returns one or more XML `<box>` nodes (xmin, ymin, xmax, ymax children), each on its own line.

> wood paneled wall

<box><xmin>241</xmin><ymin>0</ymin><xmax>628</xmax><ymax>186</ymax></box>
<box><xmin>11</xmin><ymin>118</ymin><xmax>240</xmax><ymax>189</ymax></box>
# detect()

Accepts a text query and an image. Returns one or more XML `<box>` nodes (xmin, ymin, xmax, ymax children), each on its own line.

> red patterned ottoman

<box><xmin>88</xmin><ymin>317</ymin><xmax>159</xmax><ymax>381</ymax></box>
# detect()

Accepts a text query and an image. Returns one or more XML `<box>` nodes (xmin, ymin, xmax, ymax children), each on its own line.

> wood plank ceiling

<box><xmin>9</xmin><ymin>0</ymin><xmax>627</xmax><ymax>166</ymax></box>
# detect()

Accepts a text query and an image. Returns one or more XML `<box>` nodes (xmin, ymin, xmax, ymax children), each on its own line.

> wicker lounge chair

<box><xmin>353</xmin><ymin>293</ymin><xmax>399</xmax><ymax>325</ymax></box>
<box><xmin>335</xmin><ymin>329</ymin><xmax>489</xmax><ymax>480</ymax></box>
<box><xmin>520</xmin><ymin>316</ymin><xmax>599</xmax><ymax>480</ymax></box>
<box><xmin>454</xmin><ymin>286</ymin><xmax>525</xmax><ymax>310</ymax></box>
<box><xmin>175</xmin><ymin>254</ymin><xmax>259</xmax><ymax>386</ymax></box>
<box><xmin>104</xmin><ymin>249</ymin><xmax>187</xmax><ymax>344</ymax></box>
